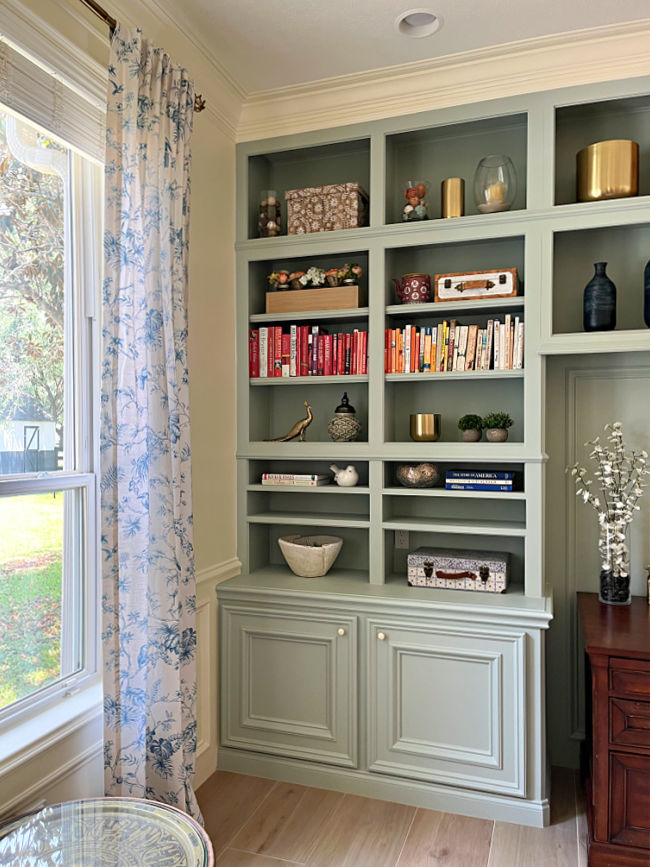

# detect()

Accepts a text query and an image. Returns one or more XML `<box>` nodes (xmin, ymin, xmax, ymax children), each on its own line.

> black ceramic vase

<box><xmin>644</xmin><ymin>259</ymin><xmax>650</xmax><ymax>328</ymax></box>
<box><xmin>583</xmin><ymin>262</ymin><xmax>616</xmax><ymax>332</ymax></box>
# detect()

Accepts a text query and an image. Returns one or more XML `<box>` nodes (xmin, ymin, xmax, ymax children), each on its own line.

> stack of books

<box><xmin>261</xmin><ymin>473</ymin><xmax>331</xmax><ymax>487</ymax></box>
<box><xmin>445</xmin><ymin>470</ymin><xmax>514</xmax><ymax>492</ymax></box>
<box><xmin>249</xmin><ymin>326</ymin><xmax>368</xmax><ymax>378</ymax></box>
<box><xmin>385</xmin><ymin>316</ymin><xmax>524</xmax><ymax>374</ymax></box>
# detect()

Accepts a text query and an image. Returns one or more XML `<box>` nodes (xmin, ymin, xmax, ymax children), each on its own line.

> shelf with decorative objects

<box><xmin>223</xmin><ymin>75</ymin><xmax>650</xmax><ymax>827</ymax></box>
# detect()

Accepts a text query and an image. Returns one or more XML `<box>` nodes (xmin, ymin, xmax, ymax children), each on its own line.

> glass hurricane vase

<box><xmin>598</xmin><ymin>519</ymin><xmax>632</xmax><ymax>605</ymax></box>
<box><xmin>474</xmin><ymin>155</ymin><xmax>517</xmax><ymax>214</ymax></box>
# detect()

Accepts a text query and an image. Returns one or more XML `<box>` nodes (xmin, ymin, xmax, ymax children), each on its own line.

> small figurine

<box><xmin>267</xmin><ymin>402</ymin><xmax>313</xmax><ymax>442</ymax></box>
<box><xmin>328</xmin><ymin>392</ymin><xmax>361</xmax><ymax>442</ymax></box>
<box><xmin>330</xmin><ymin>464</ymin><xmax>359</xmax><ymax>487</ymax></box>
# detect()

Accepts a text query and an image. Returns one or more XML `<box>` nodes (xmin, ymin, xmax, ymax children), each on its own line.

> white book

<box><xmin>404</xmin><ymin>325</ymin><xmax>411</xmax><ymax>374</ymax></box>
<box><xmin>504</xmin><ymin>314</ymin><xmax>511</xmax><ymax>369</ymax></box>
<box><xmin>493</xmin><ymin>320</ymin><xmax>500</xmax><ymax>370</ymax></box>
<box><xmin>513</xmin><ymin>316</ymin><xmax>520</xmax><ymax>369</ymax></box>
<box><xmin>289</xmin><ymin>324</ymin><xmax>298</xmax><ymax>377</ymax></box>
<box><xmin>259</xmin><ymin>327</ymin><xmax>268</xmax><ymax>378</ymax></box>
<box><xmin>516</xmin><ymin>321</ymin><xmax>525</xmax><ymax>368</ymax></box>
<box><xmin>456</xmin><ymin>325</ymin><xmax>468</xmax><ymax>371</ymax></box>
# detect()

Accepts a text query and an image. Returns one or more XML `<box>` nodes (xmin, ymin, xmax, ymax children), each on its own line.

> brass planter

<box><xmin>409</xmin><ymin>413</ymin><xmax>440</xmax><ymax>442</ymax></box>
<box><xmin>577</xmin><ymin>139</ymin><xmax>639</xmax><ymax>202</ymax></box>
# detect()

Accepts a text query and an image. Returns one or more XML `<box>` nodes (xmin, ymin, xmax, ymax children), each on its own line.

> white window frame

<box><xmin>0</xmin><ymin>32</ymin><xmax>103</xmax><ymax>766</ymax></box>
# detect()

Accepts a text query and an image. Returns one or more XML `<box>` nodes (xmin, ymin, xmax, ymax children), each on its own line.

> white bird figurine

<box><xmin>330</xmin><ymin>464</ymin><xmax>359</xmax><ymax>487</ymax></box>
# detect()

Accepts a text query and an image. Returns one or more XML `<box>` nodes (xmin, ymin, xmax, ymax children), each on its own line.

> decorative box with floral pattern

<box><xmin>407</xmin><ymin>547</ymin><xmax>511</xmax><ymax>593</ymax></box>
<box><xmin>285</xmin><ymin>182</ymin><xmax>369</xmax><ymax>234</ymax></box>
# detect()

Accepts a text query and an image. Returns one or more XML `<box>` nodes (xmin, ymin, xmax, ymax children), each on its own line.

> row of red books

<box><xmin>385</xmin><ymin>317</ymin><xmax>524</xmax><ymax>374</ymax></box>
<box><xmin>249</xmin><ymin>326</ymin><xmax>368</xmax><ymax>378</ymax></box>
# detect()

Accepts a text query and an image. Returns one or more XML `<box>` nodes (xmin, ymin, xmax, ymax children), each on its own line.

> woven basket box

<box><xmin>407</xmin><ymin>547</ymin><xmax>510</xmax><ymax>593</ymax></box>
<box><xmin>285</xmin><ymin>182</ymin><xmax>369</xmax><ymax>234</ymax></box>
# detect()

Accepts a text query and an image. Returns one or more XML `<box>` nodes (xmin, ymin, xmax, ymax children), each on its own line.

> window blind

<box><xmin>0</xmin><ymin>36</ymin><xmax>105</xmax><ymax>164</ymax></box>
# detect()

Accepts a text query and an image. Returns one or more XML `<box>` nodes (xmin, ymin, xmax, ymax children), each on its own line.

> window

<box><xmin>0</xmin><ymin>104</ymin><xmax>101</xmax><ymax>722</ymax></box>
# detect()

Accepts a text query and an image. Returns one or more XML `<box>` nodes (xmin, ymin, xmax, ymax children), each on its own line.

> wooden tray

<box><xmin>265</xmin><ymin>284</ymin><xmax>365</xmax><ymax>314</ymax></box>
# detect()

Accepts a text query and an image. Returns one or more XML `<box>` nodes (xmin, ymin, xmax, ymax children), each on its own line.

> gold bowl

<box><xmin>409</xmin><ymin>413</ymin><xmax>440</xmax><ymax>442</ymax></box>
<box><xmin>577</xmin><ymin>139</ymin><xmax>639</xmax><ymax>202</ymax></box>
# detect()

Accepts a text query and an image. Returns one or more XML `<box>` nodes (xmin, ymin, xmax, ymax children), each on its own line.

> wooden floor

<box><xmin>197</xmin><ymin>766</ymin><xmax>588</xmax><ymax>866</ymax></box>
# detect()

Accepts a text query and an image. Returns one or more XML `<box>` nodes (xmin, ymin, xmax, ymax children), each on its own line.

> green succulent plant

<box><xmin>482</xmin><ymin>411</ymin><xmax>514</xmax><ymax>430</ymax></box>
<box><xmin>457</xmin><ymin>413</ymin><xmax>484</xmax><ymax>432</ymax></box>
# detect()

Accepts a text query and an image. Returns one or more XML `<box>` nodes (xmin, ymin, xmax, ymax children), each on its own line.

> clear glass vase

<box><xmin>473</xmin><ymin>155</ymin><xmax>517</xmax><ymax>214</ymax></box>
<box><xmin>598</xmin><ymin>519</ymin><xmax>632</xmax><ymax>605</ymax></box>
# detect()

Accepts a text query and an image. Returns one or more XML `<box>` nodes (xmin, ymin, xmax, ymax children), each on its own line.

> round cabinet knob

<box><xmin>337</xmin><ymin>627</ymin><xmax>346</xmax><ymax>636</ymax></box>
<box><xmin>377</xmin><ymin>632</ymin><xmax>386</xmax><ymax>641</ymax></box>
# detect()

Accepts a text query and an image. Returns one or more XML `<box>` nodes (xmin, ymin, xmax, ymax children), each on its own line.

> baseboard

<box><xmin>217</xmin><ymin>747</ymin><xmax>550</xmax><ymax>828</ymax></box>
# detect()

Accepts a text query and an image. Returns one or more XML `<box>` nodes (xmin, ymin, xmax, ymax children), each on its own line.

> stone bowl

<box><xmin>278</xmin><ymin>535</ymin><xmax>343</xmax><ymax>578</ymax></box>
<box><xmin>396</xmin><ymin>463</ymin><xmax>440</xmax><ymax>488</ymax></box>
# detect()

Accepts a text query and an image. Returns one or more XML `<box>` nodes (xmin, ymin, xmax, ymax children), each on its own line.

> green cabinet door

<box><xmin>367</xmin><ymin>617</ymin><xmax>527</xmax><ymax>796</ymax></box>
<box><xmin>220</xmin><ymin>604</ymin><xmax>358</xmax><ymax>767</ymax></box>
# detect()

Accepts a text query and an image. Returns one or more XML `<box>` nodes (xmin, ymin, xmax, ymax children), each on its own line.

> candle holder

<box><xmin>473</xmin><ymin>155</ymin><xmax>517</xmax><ymax>214</ymax></box>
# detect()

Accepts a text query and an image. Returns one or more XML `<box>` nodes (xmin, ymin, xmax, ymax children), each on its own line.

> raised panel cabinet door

<box><xmin>220</xmin><ymin>604</ymin><xmax>358</xmax><ymax>767</ymax></box>
<box><xmin>609</xmin><ymin>752</ymin><xmax>650</xmax><ymax>848</ymax></box>
<box><xmin>367</xmin><ymin>618</ymin><xmax>527</xmax><ymax>796</ymax></box>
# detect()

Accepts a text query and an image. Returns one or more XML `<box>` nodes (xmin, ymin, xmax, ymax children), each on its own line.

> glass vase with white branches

<box><xmin>567</xmin><ymin>422</ymin><xmax>649</xmax><ymax>605</ymax></box>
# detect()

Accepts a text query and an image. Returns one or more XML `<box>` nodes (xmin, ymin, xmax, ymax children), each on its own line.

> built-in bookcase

<box><xmin>235</xmin><ymin>76</ymin><xmax>650</xmax><ymax>602</ymax></box>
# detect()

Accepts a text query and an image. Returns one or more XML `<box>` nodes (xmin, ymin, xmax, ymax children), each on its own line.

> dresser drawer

<box><xmin>609</xmin><ymin>658</ymin><xmax>650</xmax><ymax>699</ymax></box>
<box><xmin>610</xmin><ymin>698</ymin><xmax>650</xmax><ymax>749</ymax></box>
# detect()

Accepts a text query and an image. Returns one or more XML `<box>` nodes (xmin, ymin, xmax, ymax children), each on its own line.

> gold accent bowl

<box><xmin>577</xmin><ymin>139</ymin><xmax>639</xmax><ymax>202</ymax></box>
<box><xmin>409</xmin><ymin>413</ymin><xmax>440</xmax><ymax>442</ymax></box>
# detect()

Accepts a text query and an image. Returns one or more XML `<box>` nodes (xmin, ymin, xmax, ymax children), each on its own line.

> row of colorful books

<box><xmin>260</xmin><ymin>473</ymin><xmax>331</xmax><ymax>487</ymax></box>
<box><xmin>444</xmin><ymin>470</ymin><xmax>515</xmax><ymax>492</ymax></box>
<box><xmin>249</xmin><ymin>326</ymin><xmax>368</xmax><ymax>378</ymax></box>
<box><xmin>385</xmin><ymin>317</ymin><xmax>524</xmax><ymax>374</ymax></box>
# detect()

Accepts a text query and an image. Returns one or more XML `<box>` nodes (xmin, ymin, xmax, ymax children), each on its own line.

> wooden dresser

<box><xmin>578</xmin><ymin>592</ymin><xmax>650</xmax><ymax>867</ymax></box>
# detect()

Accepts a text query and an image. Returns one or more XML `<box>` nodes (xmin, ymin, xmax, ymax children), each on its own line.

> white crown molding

<box><xmin>237</xmin><ymin>19</ymin><xmax>650</xmax><ymax>141</ymax></box>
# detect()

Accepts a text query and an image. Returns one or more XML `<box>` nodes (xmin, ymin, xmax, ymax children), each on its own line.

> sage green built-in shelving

<box><xmin>219</xmin><ymin>73</ymin><xmax>650</xmax><ymax>827</ymax></box>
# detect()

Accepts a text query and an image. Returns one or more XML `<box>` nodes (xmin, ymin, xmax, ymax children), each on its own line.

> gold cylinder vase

<box><xmin>409</xmin><ymin>413</ymin><xmax>440</xmax><ymax>442</ymax></box>
<box><xmin>441</xmin><ymin>177</ymin><xmax>464</xmax><ymax>218</ymax></box>
<box><xmin>577</xmin><ymin>139</ymin><xmax>639</xmax><ymax>202</ymax></box>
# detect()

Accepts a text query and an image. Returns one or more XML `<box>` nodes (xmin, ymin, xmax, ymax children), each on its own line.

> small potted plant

<box><xmin>288</xmin><ymin>270</ymin><xmax>306</xmax><ymax>289</ymax></box>
<box><xmin>457</xmin><ymin>413</ymin><xmax>484</xmax><ymax>442</ymax></box>
<box><xmin>325</xmin><ymin>268</ymin><xmax>340</xmax><ymax>287</ymax></box>
<box><xmin>267</xmin><ymin>270</ymin><xmax>290</xmax><ymax>291</ymax></box>
<box><xmin>482</xmin><ymin>411</ymin><xmax>513</xmax><ymax>443</ymax></box>
<box><xmin>338</xmin><ymin>263</ymin><xmax>363</xmax><ymax>285</ymax></box>
<box><xmin>300</xmin><ymin>266</ymin><xmax>326</xmax><ymax>288</ymax></box>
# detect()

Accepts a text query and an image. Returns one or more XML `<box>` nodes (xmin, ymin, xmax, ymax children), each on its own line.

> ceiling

<box><xmin>176</xmin><ymin>0</ymin><xmax>650</xmax><ymax>93</ymax></box>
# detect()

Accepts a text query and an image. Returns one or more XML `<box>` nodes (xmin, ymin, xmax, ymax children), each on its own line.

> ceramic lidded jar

<box><xmin>328</xmin><ymin>392</ymin><xmax>361</xmax><ymax>442</ymax></box>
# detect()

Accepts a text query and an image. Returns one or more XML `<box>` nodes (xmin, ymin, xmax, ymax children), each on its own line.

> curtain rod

<box><xmin>78</xmin><ymin>0</ymin><xmax>206</xmax><ymax>112</ymax></box>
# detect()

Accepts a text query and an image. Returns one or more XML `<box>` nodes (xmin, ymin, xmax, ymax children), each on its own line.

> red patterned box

<box><xmin>285</xmin><ymin>182</ymin><xmax>369</xmax><ymax>234</ymax></box>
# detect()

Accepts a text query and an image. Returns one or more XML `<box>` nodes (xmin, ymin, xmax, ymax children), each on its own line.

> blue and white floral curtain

<box><xmin>101</xmin><ymin>24</ymin><xmax>200</xmax><ymax>820</ymax></box>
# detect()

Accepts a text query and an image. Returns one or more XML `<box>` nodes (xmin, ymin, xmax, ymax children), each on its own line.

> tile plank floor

<box><xmin>197</xmin><ymin>766</ymin><xmax>587</xmax><ymax>866</ymax></box>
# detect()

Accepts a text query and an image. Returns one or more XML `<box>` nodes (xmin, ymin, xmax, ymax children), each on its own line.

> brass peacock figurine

<box><xmin>267</xmin><ymin>402</ymin><xmax>313</xmax><ymax>442</ymax></box>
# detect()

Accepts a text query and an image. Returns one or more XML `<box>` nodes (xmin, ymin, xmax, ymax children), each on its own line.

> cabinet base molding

<box><xmin>217</xmin><ymin>746</ymin><xmax>550</xmax><ymax>828</ymax></box>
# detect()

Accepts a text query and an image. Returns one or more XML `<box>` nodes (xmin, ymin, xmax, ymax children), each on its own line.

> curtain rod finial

<box><xmin>194</xmin><ymin>94</ymin><xmax>206</xmax><ymax>113</ymax></box>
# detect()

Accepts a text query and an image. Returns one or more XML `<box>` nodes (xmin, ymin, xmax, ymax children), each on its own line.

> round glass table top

<box><xmin>0</xmin><ymin>797</ymin><xmax>213</xmax><ymax>866</ymax></box>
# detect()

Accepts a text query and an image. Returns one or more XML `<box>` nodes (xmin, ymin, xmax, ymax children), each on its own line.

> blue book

<box><xmin>446</xmin><ymin>470</ymin><xmax>513</xmax><ymax>481</ymax></box>
<box><xmin>445</xmin><ymin>483</ymin><xmax>514</xmax><ymax>492</ymax></box>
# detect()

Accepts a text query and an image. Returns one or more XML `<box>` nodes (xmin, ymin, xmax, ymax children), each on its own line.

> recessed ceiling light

<box><xmin>395</xmin><ymin>8</ymin><xmax>442</xmax><ymax>38</ymax></box>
